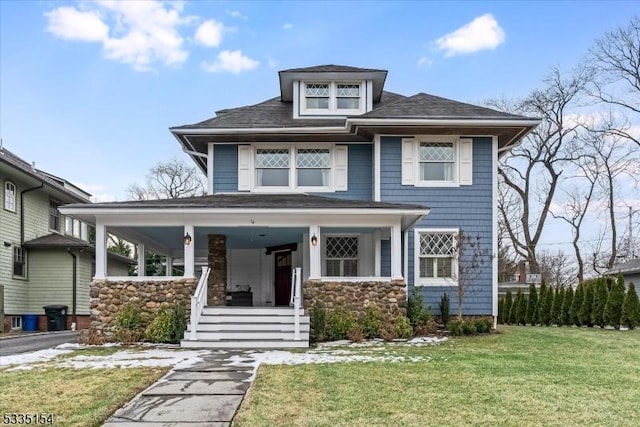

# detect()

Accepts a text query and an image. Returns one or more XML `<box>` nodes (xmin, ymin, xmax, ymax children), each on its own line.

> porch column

<box><xmin>207</xmin><ymin>143</ymin><xmax>214</xmax><ymax>195</ymax></box>
<box><xmin>184</xmin><ymin>224</ymin><xmax>195</xmax><ymax>278</ymax></box>
<box><xmin>391</xmin><ymin>223</ymin><xmax>402</xmax><ymax>280</ymax></box>
<box><xmin>207</xmin><ymin>234</ymin><xmax>227</xmax><ymax>306</ymax></box>
<box><xmin>309</xmin><ymin>225</ymin><xmax>321</xmax><ymax>279</ymax></box>
<box><xmin>374</xmin><ymin>229</ymin><xmax>381</xmax><ymax>276</ymax></box>
<box><xmin>137</xmin><ymin>243</ymin><xmax>145</xmax><ymax>277</ymax></box>
<box><xmin>94</xmin><ymin>221</ymin><xmax>106</xmax><ymax>280</ymax></box>
<box><xmin>166</xmin><ymin>256</ymin><xmax>173</xmax><ymax>276</ymax></box>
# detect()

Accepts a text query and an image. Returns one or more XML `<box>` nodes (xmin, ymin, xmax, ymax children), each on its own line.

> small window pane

<box><xmin>337</xmin><ymin>98</ymin><xmax>360</xmax><ymax>109</ymax></box>
<box><xmin>297</xmin><ymin>169</ymin><xmax>329</xmax><ymax>186</ymax></box>
<box><xmin>297</xmin><ymin>149</ymin><xmax>330</xmax><ymax>168</ymax></box>
<box><xmin>306</xmin><ymin>84</ymin><xmax>329</xmax><ymax>96</ymax></box>
<box><xmin>306</xmin><ymin>97</ymin><xmax>329</xmax><ymax>109</ymax></box>
<box><xmin>343</xmin><ymin>259</ymin><xmax>358</xmax><ymax>276</ymax></box>
<box><xmin>336</xmin><ymin>84</ymin><xmax>360</xmax><ymax>97</ymax></box>
<box><xmin>256</xmin><ymin>169</ymin><xmax>289</xmax><ymax>186</ymax></box>
<box><xmin>420</xmin><ymin>163</ymin><xmax>454</xmax><ymax>181</ymax></box>
<box><xmin>420</xmin><ymin>143</ymin><xmax>454</xmax><ymax>161</ymax></box>
<box><xmin>437</xmin><ymin>258</ymin><xmax>453</xmax><ymax>278</ymax></box>
<box><xmin>326</xmin><ymin>260</ymin><xmax>341</xmax><ymax>276</ymax></box>
<box><xmin>256</xmin><ymin>149</ymin><xmax>289</xmax><ymax>168</ymax></box>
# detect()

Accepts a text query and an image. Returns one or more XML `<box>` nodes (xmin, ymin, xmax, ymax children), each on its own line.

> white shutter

<box><xmin>334</xmin><ymin>145</ymin><xmax>348</xmax><ymax>191</ymax></box>
<box><xmin>401</xmin><ymin>138</ymin><xmax>416</xmax><ymax>185</ymax></box>
<box><xmin>237</xmin><ymin>145</ymin><xmax>252</xmax><ymax>191</ymax></box>
<box><xmin>458</xmin><ymin>138</ymin><xmax>473</xmax><ymax>185</ymax></box>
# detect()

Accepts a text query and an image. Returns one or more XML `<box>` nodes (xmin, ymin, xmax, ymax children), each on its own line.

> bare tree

<box><xmin>491</xmin><ymin>67</ymin><xmax>589</xmax><ymax>272</ymax></box>
<box><xmin>453</xmin><ymin>230</ymin><xmax>493</xmax><ymax>320</ymax></box>
<box><xmin>128</xmin><ymin>158</ymin><xmax>206</xmax><ymax>200</ymax></box>
<box><xmin>537</xmin><ymin>249</ymin><xmax>576</xmax><ymax>289</ymax></box>
<box><xmin>586</xmin><ymin>16</ymin><xmax>640</xmax><ymax>146</ymax></box>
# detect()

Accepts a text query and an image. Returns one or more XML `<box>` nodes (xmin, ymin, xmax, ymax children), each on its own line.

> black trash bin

<box><xmin>43</xmin><ymin>305</ymin><xmax>68</xmax><ymax>331</ymax></box>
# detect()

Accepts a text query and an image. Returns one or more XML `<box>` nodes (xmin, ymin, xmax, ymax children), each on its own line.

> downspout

<box><xmin>67</xmin><ymin>249</ymin><xmax>77</xmax><ymax>330</ymax></box>
<box><xmin>20</xmin><ymin>183</ymin><xmax>44</xmax><ymax>245</ymax></box>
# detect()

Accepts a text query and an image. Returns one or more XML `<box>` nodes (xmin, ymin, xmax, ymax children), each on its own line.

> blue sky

<box><xmin>0</xmin><ymin>0</ymin><xmax>637</xmax><ymax>211</ymax></box>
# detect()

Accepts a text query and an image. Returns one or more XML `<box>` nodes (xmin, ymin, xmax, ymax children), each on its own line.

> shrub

<box><xmin>592</xmin><ymin>278</ymin><xmax>609</xmax><ymax>328</ymax></box>
<box><xmin>580</xmin><ymin>283</ymin><xmax>594</xmax><ymax>327</ymax></box>
<box><xmin>326</xmin><ymin>308</ymin><xmax>355</xmax><ymax>341</ymax></box>
<box><xmin>538</xmin><ymin>283</ymin><xmax>553</xmax><ymax>326</ymax></box>
<box><xmin>310</xmin><ymin>301</ymin><xmax>327</xmax><ymax>342</ymax></box>
<box><xmin>414</xmin><ymin>319</ymin><xmax>438</xmax><ymax>335</ymax></box>
<box><xmin>474</xmin><ymin>317</ymin><xmax>492</xmax><ymax>333</ymax></box>
<box><xmin>621</xmin><ymin>283</ymin><xmax>640</xmax><ymax>330</ymax></box>
<box><xmin>503</xmin><ymin>290</ymin><xmax>513</xmax><ymax>325</ymax></box>
<box><xmin>552</xmin><ymin>288</ymin><xmax>564</xmax><ymax>326</ymax></box>
<box><xmin>497</xmin><ymin>298</ymin><xmax>504</xmax><ymax>325</ymax></box>
<box><xmin>145</xmin><ymin>309</ymin><xmax>176</xmax><ymax>343</ymax></box>
<box><xmin>439</xmin><ymin>293</ymin><xmax>450</xmax><ymax>325</ymax></box>
<box><xmin>509</xmin><ymin>289</ymin><xmax>520</xmax><ymax>325</ymax></box>
<box><xmin>516</xmin><ymin>289</ymin><xmax>527</xmax><ymax>326</ymax></box>
<box><xmin>571</xmin><ymin>283</ymin><xmax>584</xmax><ymax>327</ymax></box>
<box><xmin>447</xmin><ymin>319</ymin><xmax>463</xmax><ymax>336</ymax></box>
<box><xmin>561</xmin><ymin>286</ymin><xmax>573</xmax><ymax>326</ymax></box>
<box><xmin>172</xmin><ymin>301</ymin><xmax>186</xmax><ymax>342</ymax></box>
<box><xmin>114</xmin><ymin>302</ymin><xmax>143</xmax><ymax>343</ymax></box>
<box><xmin>537</xmin><ymin>283</ymin><xmax>547</xmax><ymax>325</ymax></box>
<box><xmin>348</xmin><ymin>323</ymin><xmax>365</xmax><ymax>342</ymax></box>
<box><xmin>604</xmin><ymin>275</ymin><xmax>626</xmax><ymax>329</ymax></box>
<box><xmin>526</xmin><ymin>283</ymin><xmax>538</xmax><ymax>325</ymax></box>
<box><xmin>393</xmin><ymin>314</ymin><xmax>413</xmax><ymax>339</ymax></box>
<box><xmin>361</xmin><ymin>306</ymin><xmax>383</xmax><ymax>339</ymax></box>
<box><xmin>407</xmin><ymin>288</ymin><xmax>424</xmax><ymax>327</ymax></box>
<box><xmin>461</xmin><ymin>320</ymin><xmax>477</xmax><ymax>335</ymax></box>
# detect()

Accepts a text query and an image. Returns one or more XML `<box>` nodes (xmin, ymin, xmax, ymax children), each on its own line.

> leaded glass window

<box><xmin>256</xmin><ymin>149</ymin><xmax>290</xmax><ymax>187</ymax></box>
<box><xmin>419</xmin><ymin>142</ymin><xmax>454</xmax><ymax>182</ymax></box>
<box><xmin>305</xmin><ymin>83</ymin><xmax>330</xmax><ymax>109</ymax></box>
<box><xmin>418</xmin><ymin>232</ymin><xmax>455</xmax><ymax>279</ymax></box>
<box><xmin>296</xmin><ymin>148</ymin><xmax>330</xmax><ymax>187</ymax></box>
<box><xmin>326</xmin><ymin>236</ymin><xmax>358</xmax><ymax>276</ymax></box>
<box><xmin>336</xmin><ymin>84</ymin><xmax>360</xmax><ymax>109</ymax></box>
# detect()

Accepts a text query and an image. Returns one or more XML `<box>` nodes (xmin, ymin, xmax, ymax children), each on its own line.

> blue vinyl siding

<box><xmin>380</xmin><ymin>136</ymin><xmax>494</xmax><ymax>315</ymax></box>
<box><xmin>381</xmin><ymin>239</ymin><xmax>391</xmax><ymax>277</ymax></box>
<box><xmin>212</xmin><ymin>144</ymin><xmax>372</xmax><ymax>200</ymax></box>
<box><xmin>213</xmin><ymin>145</ymin><xmax>238</xmax><ymax>193</ymax></box>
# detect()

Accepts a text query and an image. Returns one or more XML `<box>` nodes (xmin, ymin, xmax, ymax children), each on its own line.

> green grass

<box><xmin>233</xmin><ymin>326</ymin><xmax>640</xmax><ymax>427</ymax></box>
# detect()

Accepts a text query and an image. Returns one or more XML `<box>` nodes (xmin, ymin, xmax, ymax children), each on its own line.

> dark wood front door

<box><xmin>275</xmin><ymin>252</ymin><xmax>292</xmax><ymax>306</ymax></box>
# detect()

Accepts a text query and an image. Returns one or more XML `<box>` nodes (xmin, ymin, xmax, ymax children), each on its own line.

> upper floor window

<box><xmin>297</xmin><ymin>148</ymin><xmax>330</xmax><ymax>187</ymax></box>
<box><xmin>4</xmin><ymin>181</ymin><xmax>16</xmax><ymax>212</ymax></box>
<box><xmin>65</xmin><ymin>217</ymin><xmax>85</xmax><ymax>240</ymax></box>
<box><xmin>401</xmin><ymin>137</ymin><xmax>473</xmax><ymax>187</ymax></box>
<box><xmin>49</xmin><ymin>200</ymin><xmax>61</xmax><ymax>231</ymax></box>
<box><xmin>256</xmin><ymin>149</ymin><xmax>290</xmax><ymax>187</ymax></box>
<box><xmin>301</xmin><ymin>81</ymin><xmax>365</xmax><ymax>116</ymax></box>
<box><xmin>419</xmin><ymin>142</ymin><xmax>455</xmax><ymax>182</ymax></box>
<box><xmin>13</xmin><ymin>246</ymin><xmax>27</xmax><ymax>278</ymax></box>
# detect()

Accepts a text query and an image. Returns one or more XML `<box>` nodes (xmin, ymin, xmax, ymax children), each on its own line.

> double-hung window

<box><xmin>305</xmin><ymin>84</ymin><xmax>330</xmax><ymax>110</ymax></box>
<box><xmin>416</xmin><ymin>229</ymin><xmax>457</xmax><ymax>285</ymax></box>
<box><xmin>336</xmin><ymin>84</ymin><xmax>360</xmax><ymax>110</ymax></box>
<box><xmin>401</xmin><ymin>137</ymin><xmax>473</xmax><ymax>187</ymax></box>
<box><xmin>419</xmin><ymin>142</ymin><xmax>455</xmax><ymax>182</ymax></box>
<box><xmin>325</xmin><ymin>236</ymin><xmax>358</xmax><ymax>276</ymax></box>
<box><xmin>4</xmin><ymin>181</ymin><xmax>16</xmax><ymax>212</ymax></box>
<box><xmin>13</xmin><ymin>246</ymin><xmax>26</xmax><ymax>278</ymax></box>
<box><xmin>49</xmin><ymin>200</ymin><xmax>61</xmax><ymax>231</ymax></box>
<box><xmin>255</xmin><ymin>149</ymin><xmax>290</xmax><ymax>187</ymax></box>
<box><xmin>296</xmin><ymin>148</ymin><xmax>330</xmax><ymax>187</ymax></box>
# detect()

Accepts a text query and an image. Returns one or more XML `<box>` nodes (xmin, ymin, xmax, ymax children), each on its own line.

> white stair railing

<box><xmin>189</xmin><ymin>266</ymin><xmax>211</xmax><ymax>341</ymax></box>
<box><xmin>290</xmin><ymin>267</ymin><xmax>302</xmax><ymax>340</ymax></box>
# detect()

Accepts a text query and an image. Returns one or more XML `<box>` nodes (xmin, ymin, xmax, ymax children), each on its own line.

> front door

<box><xmin>274</xmin><ymin>252</ymin><xmax>292</xmax><ymax>306</ymax></box>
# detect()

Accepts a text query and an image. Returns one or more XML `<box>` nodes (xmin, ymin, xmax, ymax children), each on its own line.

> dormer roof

<box><xmin>279</xmin><ymin>64</ymin><xmax>388</xmax><ymax>102</ymax></box>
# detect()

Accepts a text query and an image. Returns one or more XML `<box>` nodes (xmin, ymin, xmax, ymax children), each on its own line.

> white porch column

<box><xmin>374</xmin><ymin>229</ymin><xmax>381</xmax><ymax>276</ymax></box>
<box><xmin>94</xmin><ymin>221</ymin><xmax>107</xmax><ymax>280</ymax></box>
<box><xmin>403</xmin><ymin>230</ymin><xmax>409</xmax><ymax>281</ymax></box>
<box><xmin>391</xmin><ymin>222</ymin><xmax>402</xmax><ymax>280</ymax></box>
<box><xmin>309</xmin><ymin>225</ymin><xmax>321</xmax><ymax>279</ymax></box>
<box><xmin>207</xmin><ymin>143</ymin><xmax>214</xmax><ymax>196</ymax></box>
<box><xmin>137</xmin><ymin>243</ymin><xmax>145</xmax><ymax>277</ymax></box>
<box><xmin>166</xmin><ymin>256</ymin><xmax>173</xmax><ymax>276</ymax></box>
<box><xmin>184</xmin><ymin>224</ymin><xmax>195</xmax><ymax>278</ymax></box>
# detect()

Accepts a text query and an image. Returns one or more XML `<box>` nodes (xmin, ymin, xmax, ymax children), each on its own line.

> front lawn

<box><xmin>233</xmin><ymin>326</ymin><xmax>640</xmax><ymax>426</ymax></box>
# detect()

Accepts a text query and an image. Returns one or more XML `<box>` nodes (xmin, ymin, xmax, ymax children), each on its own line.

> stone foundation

<box><xmin>207</xmin><ymin>234</ymin><xmax>227</xmax><ymax>306</ymax></box>
<box><xmin>303</xmin><ymin>279</ymin><xmax>407</xmax><ymax>317</ymax></box>
<box><xmin>88</xmin><ymin>278</ymin><xmax>196</xmax><ymax>340</ymax></box>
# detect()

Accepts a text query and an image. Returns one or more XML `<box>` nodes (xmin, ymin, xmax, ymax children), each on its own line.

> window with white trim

<box><xmin>256</xmin><ymin>148</ymin><xmax>290</xmax><ymax>187</ymax></box>
<box><xmin>296</xmin><ymin>148</ymin><xmax>330</xmax><ymax>187</ymax></box>
<box><xmin>301</xmin><ymin>81</ymin><xmax>364</xmax><ymax>115</ymax></box>
<box><xmin>13</xmin><ymin>246</ymin><xmax>27</xmax><ymax>278</ymax></box>
<box><xmin>419</xmin><ymin>142</ymin><xmax>455</xmax><ymax>182</ymax></box>
<box><xmin>325</xmin><ymin>236</ymin><xmax>358</xmax><ymax>276</ymax></box>
<box><xmin>11</xmin><ymin>316</ymin><xmax>22</xmax><ymax>330</ymax></box>
<box><xmin>415</xmin><ymin>229</ymin><xmax>457</xmax><ymax>285</ymax></box>
<box><xmin>401</xmin><ymin>137</ymin><xmax>473</xmax><ymax>187</ymax></box>
<box><xmin>49</xmin><ymin>200</ymin><xmax>61</xmax><ymax>231</ymax></box>
<box><xmin>4</xmin><ymin>181</ymin><xmax>16</xmax><ymax>212</ymax></box>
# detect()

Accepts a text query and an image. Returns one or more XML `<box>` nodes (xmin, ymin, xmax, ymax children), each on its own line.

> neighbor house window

<box><xmin>4</xmin><ymin>181</ymin><xmax>16</xmax><ymax>212</ymax></box>
<box><xmin>49</xmin><ymin>200</ymin><xmax>61</xmax><ymax>231</ymax></box>
<box><xmin>416</xmin><ymin>230</ymin><xmax>457</xmax><ymax>284</ymax></box>
<box><xmin>325</xmin><ymin>236</ymin><xmax>358</xmax><ymax>276</ymax></box>
<box><xmin>296</xmin><ymin>148</ymin><xmax>330</xmax><ymax>187</ymax></box>
<box><xmin>65</xmin><ymin>217</ymin><xmax>83</xmax><ymax>239</ymax></box>
<box><xmin>301</xmin><ymin>81</ymin><xmax>364</xmax><ymax>115</ymax></box>
<box><xmin>11</xmin><ymin>316</ymin><xmax>22</xmax><ymax>330</ymax></box>
<box><xmin>419</xmin><ymin>142</ymin><xmax>455</xmax><ymax>182</ymax></box>
<box><xmin>13</xmin><ymin>246</ymin><xmax>26</xmax><ymax>278</ymax></box>
<box><xmin>255</xmin><ymin>148</ymin><xmax>290</xmax><ymax>187</ymax></box>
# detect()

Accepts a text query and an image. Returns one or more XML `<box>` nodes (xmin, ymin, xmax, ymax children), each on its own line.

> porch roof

<box><xmin>23</xmin><ymin>233</ymin><xmax>135</xmax><ymax>264</ymax></box>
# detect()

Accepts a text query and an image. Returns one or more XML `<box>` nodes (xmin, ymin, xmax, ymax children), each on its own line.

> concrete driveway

<box><xmin>0</xmin><ymin>331</ymin><xmax>79</xmax><ymax>357</ymax></box>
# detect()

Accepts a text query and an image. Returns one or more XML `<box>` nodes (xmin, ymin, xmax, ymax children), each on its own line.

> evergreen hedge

<box><xmin>605</xmin><ymin>275</ymin><xmax>626</xmax><ymax>329</ymax></box>
<box><xmin>504</xmin><ymin>290</ymin><xmax>513</xmax><ymax>325</ymax></box>
<box><xmin>592</xmin><ymin>278</ymin><xmax>609</xmax><ymax>328</ymax></box>
<box><xmin>580</xmin><ymin>283</ymin><xmax>594</xmax><ymax>327</ymax></box>
<box><xmin>551</xmin><ymin>287</ymin><xmax>564</xmax><ymax>326</ymax></box>
<box><xmin>561</xmin><ymin>287</ymin><xmax>573</xmax><ymax>326</ymax></box>
<box><xmin>571</xmin><ymin>283</ymin><xmax>584</xmax><ymax>327</ymax></box>
<box><xmin>526</xmin><ymin>283</ymin><xmax>538</xmax><ymax>325</ymax></box>
<box><xmin>621</xmin><ymin>283</ymin><xmax>640</xmax><ymax>330</ymax></box>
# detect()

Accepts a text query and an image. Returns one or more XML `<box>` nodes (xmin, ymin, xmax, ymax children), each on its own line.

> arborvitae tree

<box><xmin>580</xmin><ymin>283</ymin><xmax>595</xmax><ymax>327</ymax></box>
<box><xmin>621</xmin><ymin>283</ymin><xmax>640</xmax><ymax>330</ymax></box>
<box><xmin>540</xmin><ymin>286</ymin><xmax>554</xmax><ymax>326</ymax></box>
<box><xmin>537</xmin><ymin>283</ymin><xmax>547</xmax><ymax>325</ymax></box>
<box><xmin>551</xmin><ymin>287</ymin><xmax>564</xmax><ymax>326</ymax></box>
<box><xmin>571</xmin><ymin>283</ymin><xmax>584</xmax><ymax>327</ymax></box>
<box><xmin>526</xmin><ymin>283</ymin><xmax>538</xmax><ymax>325</ymax></box>
<box><xmin>511</xmin><ymin>290</ymin><xmax>522</xmax><ymax>325</ymax></box>
<box><xmin>517</xmin><ymin>290</ymin><xmax>528</xmax><ymax>325</ymax></box>
<box><xmin>561</xmin><ymin>287</ymin><xmax>573</xmax><ymax>326</ymax></box>
<box><xmin>592</xmin><ymin>278</ymin><xmax>609</xmax><ymax>328</ymax></box>
<box><xmin>504</xmin><ymin>290</ymin><xmax>513</xmax><ymax>325</ymax></box>
<box><xmin>498</xmin><ymin>298</ymin><xmax>504</xmax><ymax>324</ymax></box>
<box><xmin>605</xmin><ymin>274</ymin><xmax>626</xmax><ymax>329</ymax></box>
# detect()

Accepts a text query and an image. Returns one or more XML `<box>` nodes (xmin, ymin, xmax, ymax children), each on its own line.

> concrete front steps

<box><xmin>181</xmin><ymin>306</ymin><xmax>310</xmax><ymax>349</ymax></box>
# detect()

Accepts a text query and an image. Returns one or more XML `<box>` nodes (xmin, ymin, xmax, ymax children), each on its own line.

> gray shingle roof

<box><xmin>63</xmin><ymin>193</ymin><xmax>428</xmax><ymax>211</ymax></box>
<box><xmin>358</xmin><ymin>92</ymin><xmax>527</xmax><ymax>120</ymax></box>
<box><xmin>279</xmin><ymin>64</ymin><xmax>387</xmax><ymax>73</ymax></box>
<box><xmin>604</xmin><ymin>258</ymin><xmax>640</xmax><ymax>276</ymax></box>
<box><xmin>23</xmin><ymin>233</ymin><xmax>91</xmax><ymax>248</ymax></box>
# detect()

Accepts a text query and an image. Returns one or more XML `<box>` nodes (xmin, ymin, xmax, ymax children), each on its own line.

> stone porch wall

<box><xmin>303</xmin><ymin>279</ymin><xmax>407</xmax><ymax>317</ymax></box>
<box><xmin>88</xmin><ymin>278</ymin><xmax>197</xmax><ymax>340</ymax></box>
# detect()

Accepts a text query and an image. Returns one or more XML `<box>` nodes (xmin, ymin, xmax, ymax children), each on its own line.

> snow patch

<box><xmin>0</xmin><ymin>348</ymin><xmax>74</xmax><ymax>368</ymax></box>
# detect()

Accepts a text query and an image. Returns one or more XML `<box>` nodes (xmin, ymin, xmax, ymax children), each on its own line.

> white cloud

<box><xmin>194</xmin><ymin>19</ymin><xmax>225</xmax><ymax>47</ymax></box>
<box><xmin>45</xmin><ymin>7</ymin><xmax>109</xmax><ymax>42</ymax></box>
<box><xmin>283</xmin><ymin>23</ymin><xmax>293</xmax><ymax>30</ymax></box>
<box><xmin>227</xmin><ymin>10</ymin><xmax>247</xmax><ymax>19</ymax></box>
<box><xmin>434</xmin><ymin>13</ymin><xmax>505</xmax><ymax>57</ymax></box>
<box><xmin>417</xmin><ymin>57</ymin><xmax>433</xmax><ymax>67</ymax></box>
<box><xmin>45</xmin><ymin>1</ymin><xmax>192</xmax><ymax>71</ymax></box>
<box><xmin>202</xmin><ymin>50</ymin><xmax>259</xmax><ymax>73</ymax></box>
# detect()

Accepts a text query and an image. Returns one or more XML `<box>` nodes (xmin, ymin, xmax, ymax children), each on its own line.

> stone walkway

<box><xmin>102</xmin><ymin>350</ymin><xmax>254</xmax><ymax>426</ymax></box>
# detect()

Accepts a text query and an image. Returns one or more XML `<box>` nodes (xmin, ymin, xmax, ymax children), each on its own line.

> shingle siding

<box><xmin>213</xmin><ymin>145</ymin><xmax>239</xmax><ymax>193</ymax></box>
<box><xmin>380</xmin><ymin>136</ymin><xmax>494</xmax><ymax>315</ymax></box>
<box><xmin>381</xmin><ymin>239</ymin><xmax>391</xmax><ymax>277</ymax></box>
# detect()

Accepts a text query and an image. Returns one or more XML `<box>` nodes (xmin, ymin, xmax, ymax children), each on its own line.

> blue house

<box><xmin>61</xmin><ymin>65</ymin><xmax>538</xmax><ymax>347</ymax></box>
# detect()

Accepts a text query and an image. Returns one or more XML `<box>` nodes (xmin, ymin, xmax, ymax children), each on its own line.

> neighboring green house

<box><xmin>1</xmin><ymin>146</ymin><xmax>130</xmax><ymax>332</ymax></box>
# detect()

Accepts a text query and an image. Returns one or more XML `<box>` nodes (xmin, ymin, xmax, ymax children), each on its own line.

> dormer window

<box><xmin>298</xmin><ymin>81</ymin><xmax>366</xmax><ymax>116</ymax></box>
